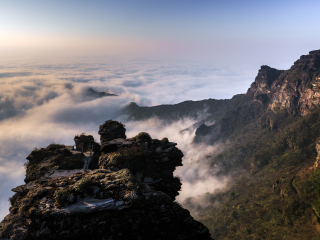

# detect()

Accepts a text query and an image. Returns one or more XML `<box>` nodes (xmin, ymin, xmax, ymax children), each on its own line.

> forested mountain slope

<box><xmin>126</xmin><ymin>50</ymin><xmax>320</xmax><ymax>239</ymax></box>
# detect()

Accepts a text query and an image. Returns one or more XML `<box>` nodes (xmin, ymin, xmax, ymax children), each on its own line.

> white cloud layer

<box><xmin>124</xmin><ymin>118</ymin><xmax>230</xmax><ymax>202</ymax></box>
<box><xmin>0</xmin><ymin>56</ymin><xmax>253</xmax><ymax>221</ymax></box>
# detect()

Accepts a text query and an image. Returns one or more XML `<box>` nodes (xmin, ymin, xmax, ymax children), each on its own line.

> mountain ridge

<box><xmin>124</xmin><ymin>49</ymin><xmax>320</xmax><ymax>239</ymax></box>
<box><xmin>3</xmin><ymin>49</ymin><xmax>320</xmax><ymax>239</ymax></box>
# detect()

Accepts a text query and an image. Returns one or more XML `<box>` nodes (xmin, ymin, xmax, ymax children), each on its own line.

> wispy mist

<box><xmin>124</xmin><ymin>118</ymin><xmax>230</xmax><ymax>207</ymax></box>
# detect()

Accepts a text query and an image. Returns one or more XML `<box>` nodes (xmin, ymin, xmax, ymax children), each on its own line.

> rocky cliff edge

<box><xmin>247</xmin><ymin>50</ymin><xmax>320</xmax><ymax>116</ymax></box>
<box><xmin>0</xmin><ymin>120</ymin><xmax>211</xmax><ymax>240</ymax></box>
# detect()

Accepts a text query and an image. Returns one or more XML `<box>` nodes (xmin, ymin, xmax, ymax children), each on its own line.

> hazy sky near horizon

<box><xmin>1</xmin><ymin>0</ymin><xmax>320</xmax><ymax>68</ymax></box>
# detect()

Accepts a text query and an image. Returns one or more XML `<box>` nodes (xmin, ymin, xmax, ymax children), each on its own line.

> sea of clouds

<box><xmin>0</xmin><ymin>56</ymin><xmax>256</xmax><ymax>220</ymax></box>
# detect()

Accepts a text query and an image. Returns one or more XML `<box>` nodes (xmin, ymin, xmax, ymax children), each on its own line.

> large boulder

<box><xmin>98</xmin><ymin>120</ymin><xmax>126</xmax><ymax>153</ymax></box>
<box><xmin>24</xmin><ymin>144</ymin><xmax>83</xmax><ymax>183</ymax></box>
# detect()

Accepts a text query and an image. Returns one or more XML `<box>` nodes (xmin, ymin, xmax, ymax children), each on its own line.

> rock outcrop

<box><xmin>74</xmin><ymin>134</ymin><xmax>100</xmax><ymax>153</ymax></box>
<box><xmin>0</xmin><ymin>120</ymin><xmax>212</xmax><ymax>240</ymax></box>
<box><xmin>247</xmin><ymin>50</ymin><xmax>320</xmax><ymax>116</ymax></box>
<box><xmin>314</xmin><ymin>138</ymin><xmax>320</xmax><ymax>169</ymax></box>
<box><xmin>99</xmin><ymin>120</ymin><xmax>127</xmax><ymax>153</ymax></box>
<box><xmin>24</xmin><ymin>144</ymin><xmax>84</xmax><ymax>184</ymax></box>
<box><xmin>246</xmin><ymin>65</ymin><xmax>284</xmax><ymax>104</ymax></box>
<box><xmin>74</xmin><ymin>134</ymin><xmax>101</xmax><ymax>169</ymax></box>
<box><xmin>98</xmin><ymin>130</ymin><xmax>183</xmax><ymax>200</ymax></box>
<box><xmin>86</xmin><ymin>87</ymin><xmax>117</xmax><ymax>98</ymax></box>
<box><xmin>195</xmin><ymin>123</ymin><xmax>211</xmax><ymax>137</ymax></box>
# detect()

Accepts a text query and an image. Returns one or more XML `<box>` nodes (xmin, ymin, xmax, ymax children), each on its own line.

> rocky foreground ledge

<box><xmin>0</xmin><ymin>120</ymin><xmax>212</xmax><ymax>240</ymax></box>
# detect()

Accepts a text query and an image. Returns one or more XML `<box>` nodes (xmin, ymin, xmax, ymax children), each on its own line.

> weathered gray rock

<box><xmin>0</xmin><ymin>121</ymin><xmax>212</xmax><ymax>240</ymax></box>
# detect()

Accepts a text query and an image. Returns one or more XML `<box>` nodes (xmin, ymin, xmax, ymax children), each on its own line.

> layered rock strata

<box><xmin>0</xmin><ymin>121</ymin><xmax>212</xmax><ymax>240</ymax></box>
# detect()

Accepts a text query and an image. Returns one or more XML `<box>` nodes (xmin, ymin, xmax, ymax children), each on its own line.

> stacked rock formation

<box><xmin>0</xmin><ymin>120</ymin><xmax>212</xmax><ymax>240</ymax></box>
<box><xmin>98</xmin><ymin>121</ymin><xmax>183</xmax><ymax>200</ymax></box>
<box><xmin>74</xmin><ymin>134</ymin><xmax>101</xmax><ymax>169</ymax></box>
<box><xmin>98</xmin><ymin>120</ymin><xmax>126</xmax><ymax>153</ymax></box>
<box><xmin>74</xmin><ymin>134</ymin><xmax>100</xmax><ymax>153</ymax></box>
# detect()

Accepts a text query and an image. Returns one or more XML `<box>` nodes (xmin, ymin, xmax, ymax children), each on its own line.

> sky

<box><xmin>1</xmin><ymin>0</ymin><xmax>320</xmax><ymax>221</ymax></box>
<box><xmin>1</xmin><ymin>0</ymin><xmax>320</xmax><ymax>66</ymax></box>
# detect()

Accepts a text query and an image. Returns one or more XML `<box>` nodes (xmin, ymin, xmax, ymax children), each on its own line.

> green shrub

<box><xmin>106</xmin><ymin>147</ymin><xmax>152</xmax><ymax>174</ymax></box>
<box><xmin>162</xmin><ymin>137</ymin><xmax>169</xmax><ymax>143</ymax></box>
<box><xmin>46</xmin><ymin>143</ymin><xmax>65</xmax><ymax>151</ymax></box>
<box><xmin>306</xmin><ymin>84</ymin><xmax>313</xmax><ymax>89</ymax></box>
<box><xmin>134</xmin><ymin>132</ymin><xmax>152</xmax><ymax>142</ymax></box>
<box><xmin>72</xmin><ymin>177</ymin><xmax>92</xmax><ymax>193</ymax></box>
<box><xmin>193</xmin><ymin>105</ymin><xmax>320</xmax><ymax>239</ymax></box>
<box><xmin>54</xmin><ymin>188</ymin><xmax>70</xmax><ymax>206</ymax></box>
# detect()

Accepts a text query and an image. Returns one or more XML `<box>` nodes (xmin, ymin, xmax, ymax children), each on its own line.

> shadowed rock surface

<box><xmin>246</xmin><ymin>65</ymin><xmax>284</xmax><ymax>104</ymax></box>
<box><xmin>99</xmin><ymin>120</ymin><xmax>127</xmax><ymax>153</ymax></box>
<box><xmin>24</xmin><ymin>144</ymin><xmax>84</xmax><ymax>184</ymax></box>
<box><xmin>0</xmin><ymin>121</ymin><xmax>212</xmax><ymax>240</ymax></box>
<box><xmin>98</xmin><ymin>129</ymin><xmax>183</xmax><ymax>200</ymax></box>
<box><xmin>74</xmin><ymin>134</ymin><xmax>101</xmax><ymax>169</ymax></box>
<box><xmin>86</xmin><ymin>87</ymin><xmax>117</xmax><ymax>98</ymax></box>
<box><xmin>249</xmin><ymin>50</ymin><xmax>320</xmax><ymax>116</ymax></box>
<box><xmin>74</xmin><ymin>134</ymin><xmax>100</xmax><ymax>153</ymax></box>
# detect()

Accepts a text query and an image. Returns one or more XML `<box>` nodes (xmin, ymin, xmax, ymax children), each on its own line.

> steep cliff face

<box><xmin>246</xmin><ymin>65</ymin><xmax>284</xmax><ymax>104</ymax></box>
<box><xmin>248</xmin><ymin>50</ymin><xmax>320</xmax><ymax>116</ymax></box>
<box><xmin>122</xmin><ymin>50</ymin><xmax>320</xmax><ymax>149</ymax></box>
<box><xmin>0</xmin><ymin>121</ymin><xmax>211</xmax><ymax>240</ymax></box>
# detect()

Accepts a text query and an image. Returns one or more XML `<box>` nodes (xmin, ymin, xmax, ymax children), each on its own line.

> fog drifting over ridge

<box><xmin>0</xmin><ymin>57</ymin><xmax>254</xmax><ymax>221</ymax></box>
<box><xmin>125</xmin><ymin>118</ymin><xmax>230</xmax><ymax>203</ymax></box>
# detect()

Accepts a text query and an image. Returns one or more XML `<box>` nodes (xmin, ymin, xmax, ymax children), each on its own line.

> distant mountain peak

<box><xmin>86</xmin><ymin>87</ymin><xmax>117</xmax><ymax>98</ymax></box>
<box><xmin>246</xmin><ymin>49</ymin><xmax>320</xmax><ymax>116</ymax></box>
<box><xmin>292</xmin><ymin>49</ymin><xmax>320</xmax><ymax>71</ymax></box>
